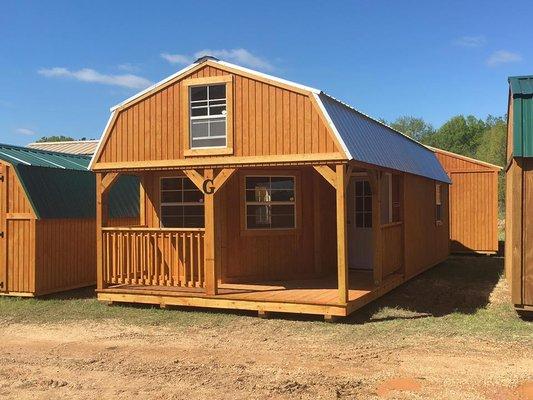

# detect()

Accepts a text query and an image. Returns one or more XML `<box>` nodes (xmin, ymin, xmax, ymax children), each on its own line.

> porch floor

<box><xmin>98</xmin><ymin>270</ymin><xmax>404</xmax><ymax>318</ymax></box>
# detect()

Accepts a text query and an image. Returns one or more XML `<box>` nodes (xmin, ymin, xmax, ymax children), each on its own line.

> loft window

<box><xmin>435</xmin><ymin>183</ymin><xmax>443</xmax><ymax>224</ymax></box>
<box><xmin>189</xmin><ymin>84</ymin><xmax>227</xmax><ymax>148</ymax></box>
<box><xmin>245</xmin><ymin>176</ymin><xmax>296</xmax><ymax>229</ymax></box>
<box><xmin>160</xmin><ymin>177</ymin><xmax>204</xmax><ymax>228</ymax></box>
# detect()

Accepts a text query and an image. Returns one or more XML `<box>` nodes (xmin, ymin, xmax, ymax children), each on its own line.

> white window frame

<box><xmin>189</xmin><ymin>84</ymin><xmax>227</xmax><ymax>149</ymax></box>
<box><xmin>159</xmin><ymin>176</ymin><xmax>205</xmax><ymax>228</ymax></box>
<box><xmin>244</xmin><ymin>175</ymin><xmax>297</xmax><ymax>230</ymax></box>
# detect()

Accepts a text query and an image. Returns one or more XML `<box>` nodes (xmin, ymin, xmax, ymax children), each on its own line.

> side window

<box><xmin>245</xmin><ymin>176</ymin><xmax>296</xmax><ymax>229</ymax></box>
<box><xmin>160</xmin><ymin>177</ymin><xmax>204</xmax><ymax>228</ymax></box>
<box><xmin>355</xmin><ymin>180</ymin><xmax>372</xmax><ymax>228</ymax></box>
<box><xmin>435</xmin><ymin>183</ymin><xmax>443</xmax><ymax>224</ymax></box>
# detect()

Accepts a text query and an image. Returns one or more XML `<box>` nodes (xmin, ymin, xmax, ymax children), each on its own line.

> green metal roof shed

<box><xmin>509</xmin><ymin>75</ymin><xmax>533</xmax><ymax>158</ymax></box>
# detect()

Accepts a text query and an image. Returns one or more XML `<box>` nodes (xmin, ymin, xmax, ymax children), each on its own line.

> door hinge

<box><xmin>0</xmin><ymin>175</ymin><xmax>4</xmax><ymax>182</ymax></box>
<box><xmin>0</xmin><ymin>232</ymin><xmax>3</xmax><ymax>238</ymax></box>
<box><xmin>0</xmin><ymin>282</ymin><xmax>3</xmax><ymax>289</ymax></box>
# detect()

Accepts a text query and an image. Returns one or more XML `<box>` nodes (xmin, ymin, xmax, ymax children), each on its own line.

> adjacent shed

<box><xmin>506</xmin><ymin>75</ymin><xmax>533</xmax><ymax>312</ymax></box>
<box><xmin>430</xmin><ymin>147</ymin><xmax>501</xmax><ymax>254</ymax></box>
<box><xmin>27</xmin><ymin>139</ymin><xmax>99</xmax><ymax>155</ymax></box>
<box><xmin>0</xmin><ymin>144</ymin><xmax>139</xmax><ymax>296</ymax></box>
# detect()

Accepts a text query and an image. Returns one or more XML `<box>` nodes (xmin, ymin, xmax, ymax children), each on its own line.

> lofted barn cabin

<box><xmin>506</xmin><ymin>75</ymin><xmax>533</xmax><ymax>313</ymax></box>
<box><xmin>0</xmin><ymin>144</ymin><xmax>139</xmax><ymax>296</ymax></box>
<box><xmin>90</xmin><ymin>56</ymin><xmax>451</xmax><ymax>319</ymax></box>
<box><xmin>430</xmin><ymin>146</ymin><xmax>501</xmax><ymax>254</ymax></box>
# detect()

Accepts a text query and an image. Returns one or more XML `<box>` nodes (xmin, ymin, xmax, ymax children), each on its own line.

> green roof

<box><xmin>509</xmin><ymin>76</ymin><xmax>533</xmax><ymax>157</ymax></box>
<box><xmin>0</xmin><ymin>143</ymin><xmax>138</xmax><ymax>219</ymax></box>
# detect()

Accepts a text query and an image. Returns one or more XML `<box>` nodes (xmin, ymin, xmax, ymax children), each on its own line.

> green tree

<box><xmin>36</xmin><ymin>135</ymin><xmax>75</xmax><ymax>143</ymax></box>
<box><xmin>388</xmin><ymin>116</ymin><xmax>435</xmax><ymax>141</ymax></box>
<box><xmin>421</xmin><ymin>115</ymin><xmax>487</xmax><ymax>157</ymax></box>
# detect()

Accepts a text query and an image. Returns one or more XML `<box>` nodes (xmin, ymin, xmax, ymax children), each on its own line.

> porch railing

<box><xmin>381</xmin><ymin>222</ymin><xmax>403</xmax><ymax>277</ymax></box>
<box><xmin>102</xmin><ymin>227</ymin><xmax>205</xmax><ymax>288</ymax></box>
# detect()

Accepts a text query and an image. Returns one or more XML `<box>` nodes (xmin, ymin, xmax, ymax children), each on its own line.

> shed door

<box><xmin>348</xmin><ymin>177</ymin><xmax>373</xmax><ymax>270</ymax></box>
<box><xmin>0</xmin><ymin>164</ymin><xmax>6</xmax><ymax>292</ymax></box>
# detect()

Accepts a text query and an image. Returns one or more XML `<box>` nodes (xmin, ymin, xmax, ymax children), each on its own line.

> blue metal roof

<box><xmin>319</xmin><ymin>93</ymin><xmax>451</xmax><ymax>183</ymax></box>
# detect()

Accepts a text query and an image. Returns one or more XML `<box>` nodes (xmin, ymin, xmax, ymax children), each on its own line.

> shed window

<box><xmin>435</xmin><ymin>183</ymin><xmax>442</xmax><ymax>224</ymax></box>
<box><xmin>160</xmin><ymin>177</ymin><xmax>204</xmax><ymax>228</ymax></box>
<box><xmin>355</xmin><ymin>180</ymin><xmax>373</xmax><ymax>228</ymax></box>
<box><xmin>189</xmin><ymin>84</ymin><xmax>227</xmax><ymax>148</ymax></box>
<box><xmin>245</xmin><ymin>176</ymin><xmax>296</xmax><ymax>229</ymax></box>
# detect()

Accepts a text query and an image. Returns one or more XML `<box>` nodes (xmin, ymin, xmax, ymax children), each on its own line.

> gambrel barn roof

<box><xmin>91</xmin><ymin>56</ymin><xmax>450</xmax><ymax>183</ymax></box>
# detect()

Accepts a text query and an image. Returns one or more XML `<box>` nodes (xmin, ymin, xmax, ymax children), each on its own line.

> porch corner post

<box><xmin>96</xmin><ymin>172</ymin><xmax>108</xmax><ymax>291</ymax></box>
<box><xmin>204</xmin><ymin>168</ymin><xmax>217</xmax><ymax>295</ymax></box>
<box><xmin>335</xmin><ymin>164</ymin><xmax>349</xmax><ymax>304</ymax></box>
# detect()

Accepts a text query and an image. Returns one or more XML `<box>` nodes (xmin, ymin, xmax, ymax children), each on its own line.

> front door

<box><xmin>348</xmin><ymin>176</ymin><xmax>373</xmax><ymax>270</ymax></box>
<box><xmin>0</xmin><ymin>164</ymin><xmax>6</xmax><ymax>292</ymax></box>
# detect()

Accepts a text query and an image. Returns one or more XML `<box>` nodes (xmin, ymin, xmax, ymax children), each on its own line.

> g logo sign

<box><xmin>203</xmin><ymin>179</ymin><xmax>215</xmax><ymax>194</ymax></box>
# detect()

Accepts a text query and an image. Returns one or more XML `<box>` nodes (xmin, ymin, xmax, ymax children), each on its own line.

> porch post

<box><xmin>368</xmin><ymin>170</ymin><xmax>382</xmax><ymax>286</ymax></box>
<box><xmin>204</xmin><ymin>168</ymin><xmax>217</xmax><ymax>295</ymax></box>
<box><xmin>335</xmin><ymin>164</ymin><xmax>349</xmax><ymax>304</ymax></box>
<box><xmin>96</xmin><ymin>172</ymin><xmax>107</xmax><ymax>291</ymax></box>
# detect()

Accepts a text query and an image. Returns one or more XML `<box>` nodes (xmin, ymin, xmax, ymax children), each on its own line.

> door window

<box><xmin>354</xmin><ymin>180</ymin><xmax>372</xmax><ymax>228</ymax></box>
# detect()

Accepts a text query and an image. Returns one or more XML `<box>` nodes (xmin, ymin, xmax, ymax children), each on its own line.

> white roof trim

<box><xmin>216</xmin><ymin>60</ymin><xmax>320</xmax><ymax>94</ymax></box>
<box><xmin>312</xmin><ymin>92</ymin><xmax>352</xmax><ymax>159</ymax></box>
<box><xmin>110</xmin><ymin>62</ymin><xmax>200</xmax><ymax>112</ymax></box>
<box><xmin>29</xmin><ymin>153</ymin><xmax>67</xmax><ymax>169</ymax></box>
<box><xmin>0</xmin><ymin>151</ymin><xmax>31</xmax><ymax>166</ymax></box>
<box><xmin>88</xmin><ymin>111</ymin><xmax>116</xmax><ymax>170</ymax></box>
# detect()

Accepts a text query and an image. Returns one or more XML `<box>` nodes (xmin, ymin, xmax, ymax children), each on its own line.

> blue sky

<box><xmin>1</xmin><ymin>0</ymin><xmax>531</xmax><ymax>146</ymax></box>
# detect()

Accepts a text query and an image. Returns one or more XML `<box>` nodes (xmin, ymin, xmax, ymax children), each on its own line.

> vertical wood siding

<box><xmin>403</xmin><ymin>174</ymin><xmax>450</xmax><ymax>279</ymax></box>
<box><xmin>522</xmin><ymin>160</ymin><xmax>533</xmax><ymax>306</ymax></box>
<box><xmin>435</xmin><ymin>151</ymin><xmax>499</xmax><ymax>253</ymax></box>
<box><xmin>34</xmin><ymin>218</ymin><xmax>96</xmax><ymax>294</ymax></box>
<box><xmin>96</xmin><ymin>65</ymin><xmax>340</xmax><ymax>165</ymax></box>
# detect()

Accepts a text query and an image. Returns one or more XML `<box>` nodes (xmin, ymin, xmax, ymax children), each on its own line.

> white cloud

<box><xmin>486</xmin><ymin>50</ymin><xmax>522</xmax><ymax>67</ymax></box>
<box><xmin>161</xmin><ymin>48</ymin><xmax>275</xmax><ymax>71</ymax></box>
<box><xmin>38</xmin><ymin>67</ymin><xmax>153</xmax><ymax>89</ymax></box>
<box><xmin>117</xmin><ymin>63</ymin><xmax>141</xmax><ymax>72</ymax></box>
<box><xmin>16</xmin><ymin>128</ymin><xmax>36</xmax><ymax>136</ymax></box>
<box><xmin>454</xmin><ymin>35</ymin><xmax>486</xmax><ymax>47</ymax></box>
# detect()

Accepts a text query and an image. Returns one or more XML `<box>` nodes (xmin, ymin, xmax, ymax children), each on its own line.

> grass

<box><xmin>0</xmin><ymin>256</ymin><xmax>530</xmax><ymax>342</ymax></box>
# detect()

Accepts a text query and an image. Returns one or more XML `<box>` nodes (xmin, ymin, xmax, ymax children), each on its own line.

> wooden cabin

<box><xmin>90</xmin><ymin>56</ymin><xmax>451</xmax><ymax>319</ymax></box>
<box><xmin>430</xmin><ymin>147</ymin><xmax>501</xmax><ymax>254</ymax></box>
<box><xmin>506</xmin><ymin>75</ymin><xmax>533</xmax><ymax>313</ymax></box>
<box><xmin>0</xmin><ymin>144</ymin><xmax>138</xmax><ymax>296</ymax></box>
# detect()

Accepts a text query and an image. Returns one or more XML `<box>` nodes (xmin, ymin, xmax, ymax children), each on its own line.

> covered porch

<box><xmin>95</xmin><ymin>163</ymin><xmax>406</xmax><ymax>318</ymax></box>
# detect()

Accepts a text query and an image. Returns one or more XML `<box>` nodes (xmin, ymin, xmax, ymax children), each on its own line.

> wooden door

<box><xmin>0</xmin><ymin>163</ymin><xmax>6</xmax><ymax>292</ymax></box>
<box><xmin>348</xmin><ymin>177</ymin><xmax>373</xmax><ymax>269</ymax></box>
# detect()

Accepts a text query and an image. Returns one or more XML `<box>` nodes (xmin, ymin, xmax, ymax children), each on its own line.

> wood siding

<box><xmin>403</xmin><ymin>174</ymin><xmax>450</xmax><ymax>279</ymax></box>
<box><xmin>95</xmin><ymin>64</ymin><xmax>342</xmax><ymax>167</ymax></box>
<box><xmin>34</xmin><ymin>218</ymin><xmax>96</xmax><ymax>295</ymax></box>
<box><xmin>434</xmin><ymin>150</ymin><xmax>499</xmax><ymax>253</ymax></box>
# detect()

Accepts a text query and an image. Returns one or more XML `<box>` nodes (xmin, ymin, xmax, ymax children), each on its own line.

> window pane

<box><xmin>271</xmin><ymin>177</ymin><xmax>294</xmax><ymax>190</ymax></box>
<box><xmin>247</xmin><ymin>215</ymin><xmax>269</xmax><ymax>229</ymax></box>
<box><xmin>161</xmin><ymin>178</ymin><xmax>182</xmax><ymax>190</ymax></box>
<box><xmin>190</xmin><ymin>86</ymin><xmax>207</xmax><ymax>101</ymax></box>
<box><xmin>209</xmin><ymin>84</ymin><xmax>226</xmax><ymax>100</ymax></box>
<box><xmin>161</xmin><ymin>216</ymin><xmax>180</xmax><ymax>228</ymax></box>
<box><xmin>183</xmin><ymin>205</ymin><xmax>204</xmax><ymax>216</ymax></box>
<box><xmin>271</xmin><ymin>214</ymin><xmax>295</xmax><ymax>229</ymax></box>
<box><xmin>209</xmin><ymin>119</ymin><xmax>226</xmax><ymax>137</ymax></box>
<box><xmin>363</xmin><ymin>181</ymin><xmax>372</xmax><ymax>195</ymax></box>
<box><xmin>246</xmin><ymin>189</ymin><xmax>270</xmax><ymax>202</ymax></box>
<box><xmin>355</xmin><ymin>181</ymin><xmax>363</xmax><ymax>195</ymax></box>
<box><xmin>355</xmin><ymin>213</ymin><xmax>364</xmax><ymax>228</ymax></box>
<box><xmin>246</xmin><ymin>176</ymin><xmax>270</xmax><ymax>190</ymax></box>
<box><xmin>270</xmin><ymin>189</ymin><xmax>294</xmax><ymax>202</ymax></box>
<box><xmin>364</xmin><ymin>196</ymin><xmax>372</xmax><ymax>211</ymax></box>
<box><xmin>192</xmin><ymin>137</ymin><xmax>226</xmax><ymax>148</ymax></box>
<box><xmin>183</xmin><ymin>189</ymin><xmax>204</xmax><ymax>203</ymax></box>
<box><xmin>183</xmin><ymin>216</ymin><xmax>204</xmax><ymax>228</ymax></box>
<box><xmin>355</xmin><ymin>196</ymin><xmax>364</xmax><ymax>212</ymax></box>
<box><xmin>364</xmin><ymin>212</ymin><xmax>372</xmax><ymax>228</ymax></box>
<box><xmin>191</xmin><ymin>120</ymin><xmax>208</xmax><ymax>138</ymax></box>
<box><xmin>209</xmin><ymin>106</ymin><xmax>226</xmax><ymax>116</ymax></box>
<box><xmin>191</xmin><ymin>106</ymin><xmax>208</xmax><ymax>117</ymax></box>
<box><xmin>271</xmin><ymin>204</ymin><xmax>294</xmax><ymax>216</ymax></box>
<box><xmin>161</xmin><ymin>191</ymin><xmax>181</xmax><ymax>203</ymax></box>
<box><xmin>247</xmin><ymin>205</ymin><xmax>271</xmax><ymax>225</ymax></box>
<box><xmin>161</xmin><ymin>205</ymin><xmax>183</xmax><ymax>216</ymax></box>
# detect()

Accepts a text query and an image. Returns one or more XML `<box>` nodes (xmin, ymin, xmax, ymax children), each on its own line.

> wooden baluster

<box><xmin>111</xmin><ymin>232</ymin><xmax>116</xmax><ymax>284</ymax></box>
<box><xmin>198</xmin><ymin>233</ymin><xmax>203</xmax><ymax>287</ymax></box>
<box><xmin>189</xmin><ymin>233</ymin><xmax>195</xmax><ymax>287</ymax></box>
<box><xmin>126</xmin><ymin>232</ymin><xmax>131</xmax><ymax>284</ymax></box>
<box><xmin>183</xmin><ymin>232</ymin><xmax>190</xmax><ymax>287</ymax></box>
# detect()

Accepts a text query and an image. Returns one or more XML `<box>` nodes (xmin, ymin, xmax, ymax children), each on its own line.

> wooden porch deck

<box><xmin>97</xmin><ymin>270</ymin><xmax>405</xmax><ymax>318</ymax></box>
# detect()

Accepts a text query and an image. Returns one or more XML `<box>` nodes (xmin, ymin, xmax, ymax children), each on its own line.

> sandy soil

<box><xmin>0</xmin><ymin>319</ymin><xmax>531</xmax><ymax>400</ymax></box>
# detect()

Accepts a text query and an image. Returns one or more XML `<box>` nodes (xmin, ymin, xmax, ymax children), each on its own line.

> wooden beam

<box><xmin>204</xmin><ymin>169</ymin><xmax>216</xmax><ymax>295</ymax></box>
<box><xmin>335</xmin><ymin>164</ymin><xmax>349</xmax><ymax>304</ymax></box>
<box><xmin>344</xmin><ymin>165</ymin><xmax>354</xmax><ymax>188</ymax></box>
<box><xmin>213</xmin><ymin>168</ymin><xmax>236</xmax><ymax>193</ymax></box>
<box><xmin>101</xmin><ymin>172</ymin><xmax>120</xmax><ymax>194</ymax></box>
<box><xmin>183</xmin><ymin>169</ymin><xmax>205</xmax><ymax>192</ymax></box>
<box><xmin>314</xmin><ymin>165</ymin><xmax>337</xmax><ymax>188</ymax></box>
<box><xmin>96</xmin><ymin>172</ymin><xmax>108</xmax><ymax>291</ymax></box>
<box><xmin>313</xmin><ymin>173</ymin><xmax>322</xmax><ymax>274</ymax></box>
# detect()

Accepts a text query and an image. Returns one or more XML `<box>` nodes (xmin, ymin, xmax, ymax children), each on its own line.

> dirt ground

<box><xmin>0</xmin><ymin>257</ymin><xmax>531</xmax><ymax>399</ymax></box>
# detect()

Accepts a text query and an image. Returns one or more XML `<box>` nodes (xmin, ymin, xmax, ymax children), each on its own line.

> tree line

<box><xmin>382</xmin><ymin>114</ymin><xmax>506</xmax><ymax>210</ymax></box>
